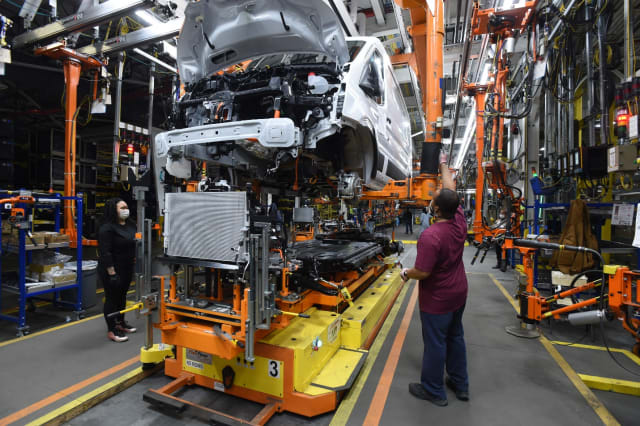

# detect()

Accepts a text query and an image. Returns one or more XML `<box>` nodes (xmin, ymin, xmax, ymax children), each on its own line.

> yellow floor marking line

<box><xmin>0</xmin><ymin>314</ymin><xmax>103</xmax><ymax>348</ymax></box>
<box><xmin>25</xmin><ymin>365</ymin><xmax>158</xmax><ymax>426</ymax></box>
<box><xmin>489</xmin><ymin>273</ymin><xmax>620</xmax><ymax>426</ymax></box>
<box><xmin>329</xmin><ymin>281</ymin><xmax>411</xmax><ymax>426</ymax></box>
<box><xmin>400</xmin><ymin>240</ymin><xmax>416</xmax><ymax>244</ymax></box>
<box><xmin>550</xmin><ymin>341</ymin><xmax>640</xmax><ymax>366</ymax></box>
<box><xmin>2</xmin><ymin>301</ymin><xmax>49</xmax><ymax>315</ymax></box>
<box><xmin>0</xmin><ymin>289</ymin><xmax>138</xmax><ymax>348</ymax></box>
<box><xmin>0</xmin><ymin>356</ymin><xmax>139</xmax><ymax>426</ymax></box>
<box><xmin>578</xmin><ymin>374</ymin><xmax>640</xmax><ymax>397</ymax></box>
<box><xmin>489</xmin><ymin>273</ymin><xmax>520</xmax><ymax>312</ymax></box>
<box><xmin>363</xmin><ymin>282</ymin><xmax>419</xmax><ymax>426</ymax></box>
<box><xmin>2</xmin><ymin>287</ymin><xmax>135</xmax><ymax>314</ymax></box>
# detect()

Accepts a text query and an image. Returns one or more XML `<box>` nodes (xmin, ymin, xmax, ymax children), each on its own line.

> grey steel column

<box><xmin>544</xmin><ymin>87</ymin><xmax>552</xmax><ymax>155</ymax></box>
<box><xmin>112</xmin><ymin>53</ymin><xmax>124</xmax><ymax>182</ymax></box>
<box><xmin>624</xmin><ymin>0</ymin><xmax>632</xmax><ymax>79</ymax></box>
<box><xmin>558</xmin><ymin>58</ymin><xmax>565</xmax><ymax>154</ymax></box>
<box><xmin>135</xmin><ymin>189</ymin><xmax>145</xmax><ymax>302</ymax></box>
<box><xmin>144</xmin><ymin>219</ymin><xmax>153</xmax><ymax>350</ymax></box>
<box><xmin>584</xmin><ymin>2</ymin><xmax>596</xmax><ymax>148</ymax></box>
<box><xmin>568</xmin><ymin>59</ymin><xmax>575</xmax><ymax>151</ymax></box>
<box><xmin>597</xmin><ymin>0</ymin><xmax>609</xmax><ymax>146</ymax></box>
<box><xmin>170</xmin><ymin>75</ymin><xmax>178</xmax><ymax>128</ymax></box>
<box><xmin>146</xmin><ymin>63</ymin><xmax>155</xmax><ymax>170</ymax></box>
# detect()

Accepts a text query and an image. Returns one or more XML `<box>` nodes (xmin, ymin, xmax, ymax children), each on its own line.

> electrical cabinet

<box><xmin>629</xmin><ymin>115</ymin><xmax>639</xmax><ymax>140</ymax></box>
<box><xmin>582</xmin><ymin>145</ymin><xmax>608</xmax><ymax>177</ymax></box>
<box><xmin>607</xmin><ymin>145</ymin><xmax>637</xmax><ymax>173</ymax></box>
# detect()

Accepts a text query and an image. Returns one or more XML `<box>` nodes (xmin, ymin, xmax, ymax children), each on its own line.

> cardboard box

<box><xmin>43</xmin><ymin>232</ymin><xmax>70</xmax><ymax>244</ymax></box>
<box><xmin>29</xmin><ymin>262</ymin><xmax>64</xmax><ymax>274</ymax></box>
<box><xmin>31</xmin><ymin>231</ymin><xmax>48</xmax><ymax>241</ymax></box>
<box><xmin>42</xmin><ymin>270</ymin><xmax>76</xmax><ymax>286</ymax></box>
<box><xmin>5</xmin><ymin>233</ymin><xmax>45</xmax><ymax>247</ymax></box>
<box><xmin>552</xmin><ymin>271</ymin><xmax>587</xmax><ymax>287</ymax></box>
<box><xmin>27</xmin><ymin>232</ymin><xmax>46</xmax><ymax>246</ymax></box>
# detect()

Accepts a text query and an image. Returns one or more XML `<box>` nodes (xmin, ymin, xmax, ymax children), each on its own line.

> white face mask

<box><xmin>119</xmin><ymin>209</ymin><xmax>130</xmax><ymax>220</ymax></box>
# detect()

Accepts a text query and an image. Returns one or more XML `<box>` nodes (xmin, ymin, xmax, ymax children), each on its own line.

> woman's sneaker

<box><xmin>108</xmin><ymin>330</ymin><xmax>128</xmax><ymax>342</ymax></box>
<box><xmin>116</xmin><ymin>322</ymin><xmax>137</xmax><ymax>333</ymax></box>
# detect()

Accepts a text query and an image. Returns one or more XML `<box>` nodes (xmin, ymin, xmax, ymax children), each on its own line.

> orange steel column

<box><xmin>421</xmin><ymin>0</ymin><xmax>444</xmax><ymax>174</ymax></box>
<box><xmin>63</xmin><ymin>59</ymin><xmax>82</xmax><ymax>238</ymax></box>
<box><xmin>424</xmin><ymin>0</ymin><xmax>444</xmax><ymax>146</ymax></box>
<box><xmin>473</xmin><ymin>90</ymin><xmax>487</xmax><ymax>242</ymax></box>
<box><xmin>233</xmin><ymin>284</ymin><xmax>242</xmax><ymax>313</ymax></box>
<box><xmin>401</xmin><ymin>0</ymin><xmax>444</xmax><ymax>174</ymax></box>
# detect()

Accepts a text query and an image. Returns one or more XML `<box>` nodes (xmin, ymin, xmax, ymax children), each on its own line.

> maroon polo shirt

<box><xmin>414</xmin><ymin>206</ymin><xmax>468</xmax><ymax>314</ymax></box>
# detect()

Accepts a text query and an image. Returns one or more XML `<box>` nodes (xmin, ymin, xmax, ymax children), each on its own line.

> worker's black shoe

<box><xmin>108</xmin><ymin>330</ymin><xmax>128</xmax><ymax>342</ymax></box>
<box><xmin>492</xmin><ymin>264</ymin><xmax>501</xmax><ymax>269</ymax></box>
<box><xmin>445</xmin><ymin>377</ymin><xmax>469</xmax><ymax>401</ymax></box>
<box><xmin>408</xmin><ymin>383</ymin><xmax>448</xmax><ymax>406</ymax></box>
<box><xmin>116</xmin><ymin>322</ymin><xmax>137</xmax><ymax>333</ymax></box>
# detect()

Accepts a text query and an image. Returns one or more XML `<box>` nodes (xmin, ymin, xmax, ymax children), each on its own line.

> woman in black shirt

<box><xmin>98</xmin><ymin>198</ymin><xmax>137</xmax><ymax>342</ymax></box>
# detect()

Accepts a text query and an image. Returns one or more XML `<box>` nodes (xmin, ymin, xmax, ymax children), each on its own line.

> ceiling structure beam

<box><xmin>370</xmin><ymin>0</ymin><xmax>386</xmax><ymax>25</ymax></box>
<box><xmin>12</xmin><ymin>0</ymin><xmax>156</xmax><ymax>48</ymax></box>
<box><xmin>77</xmin><ymin>19</ymin><xmax>182</xmax><ymax>56</ymax></box>
<box><xmin>328</xmin><ymin>0</ymin><xmax>360</xmax><ymax>36</ymax></box>
<box><xmin>132</xmin><ymin>47</ymin><xmax>177</xmax><ymax>73</ymax></box>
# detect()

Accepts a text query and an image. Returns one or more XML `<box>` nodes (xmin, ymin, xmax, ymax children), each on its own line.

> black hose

<box><xmin>569</xmin><ymin>269</ymin><xmax>602</xmax><ymax>289</ymax></box>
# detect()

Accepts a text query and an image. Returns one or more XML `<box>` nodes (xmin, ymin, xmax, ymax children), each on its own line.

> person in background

<box><xmin>403</xmin><ymin>208</ymin><xmax>413</xmax><ymax>234</ymax></box>
<box><xmin>419</xmin><ymin>207</ymin><xmax>432</xmax><ymax>234</ymax></box>
<box><xmin>268</xmin><ymin>200</ymin><xmax>287</xmax><ymax>250</ymax></box>
<box><xmin>98</xmin><ymin>198</ymin><xmax>137</xmax><ymax>343</ymax></box>
<box><xmin>493</xmin><ymin>208</ymin><xmax>508</xmax><ymax>270</ymax></box>
<box><xmin>400</xmin><ymin>150</ymin><xmax>469</xmax><ymax>406</ymax></box>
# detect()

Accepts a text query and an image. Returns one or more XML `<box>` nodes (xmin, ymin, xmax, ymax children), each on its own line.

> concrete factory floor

<box><xmin>0</xmin><ymin>233</ymin><xmax>639</xmax><ymax>425</ymax></box>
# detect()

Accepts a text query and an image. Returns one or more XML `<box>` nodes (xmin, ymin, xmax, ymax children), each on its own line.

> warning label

<box><xmin>328</xmin><ymin>318</ymin><xmax>341</xmax><ymax>344</ymax></box>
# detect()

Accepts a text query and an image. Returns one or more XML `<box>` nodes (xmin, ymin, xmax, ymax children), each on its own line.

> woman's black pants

<box><xmin>99</xmin><ymin>263</ymin><xmax>134</xmax><ymax>332</ymax></box>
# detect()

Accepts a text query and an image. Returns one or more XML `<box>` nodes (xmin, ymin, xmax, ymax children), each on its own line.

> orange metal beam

<box><xmin>395</xmin><ymin>0</ymin><xmax>425</xmax><ymax>9</ymax></box>
<box><xmin>425</xmin><ymin>0</ymin><xmax>444</xmax><ymax>148</ymax></box>
<box><xmin>470</xmin><ymin>88</ymin><xmax>487</xmax><ymax>242</ymax></box>
<box><xmin>471</xmin><ymin>1</ymin><xmax>537</xmax><ymax>37</ymax></box>
<box><xmin>405</xmin><ymin>1</ymin><xmax>443</xmax><ymax>147</ymax></box>
<box><xmin>62</xmin><ymin>60</ymin><xmax>81</xmax><ymax>238</ymax></box>
<box><xmin>365</xmin><ymin>1</ymin><xmax>444</xmax><ymax>203</ymax></box>
<box><xmin>35</xmin><ymin>43</ymin><xmax>103</xmax><ymax>244</ymax></box>
<box><xmin>390</xmin><ymin>53</ymin><xmax>418</xmax><ymax>76</ymax></box>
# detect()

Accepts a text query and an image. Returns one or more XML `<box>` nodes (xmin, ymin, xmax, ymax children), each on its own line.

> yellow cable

<box><xmin>595</xmin><ymin>0</ymin><xmax>608</xmax><ymax>20</ymax></box>
<box><xmin>620</xmin><ymin>175</ymin><xmax>632</xmax><ymax>190</ymax></box>
<box><xmin>104</xmin><ymin>21</ymin><xmax>112</xmax><ymax>41</ymax></box>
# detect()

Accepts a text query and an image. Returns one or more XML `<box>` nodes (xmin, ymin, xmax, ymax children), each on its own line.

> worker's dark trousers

<box><xmin>420</xmin><ymin>305</ymin><xmax>469</xmax><ymax>400</ymax></box>
<box><xmin>405</xmin><ymin>220</ymin><xmax>412</xmax><ymax>234</ymax></box>
<box><xmin>99</xmin><ymin>264</ymin><xmax>134</xmax><ymax>332</ymax></box>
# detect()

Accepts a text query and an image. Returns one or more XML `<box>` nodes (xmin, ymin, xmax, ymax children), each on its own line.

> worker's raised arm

<box><xmin>439</xmin><ymin>151</ymin><xmax>456</xmax><ymax>191</ymax></box>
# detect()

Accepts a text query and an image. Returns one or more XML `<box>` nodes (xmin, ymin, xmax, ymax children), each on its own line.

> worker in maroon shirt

<box><xmin>401</xmin><ymin>151</ymin><xmax>469</xmax><ymax>406</ymax></box>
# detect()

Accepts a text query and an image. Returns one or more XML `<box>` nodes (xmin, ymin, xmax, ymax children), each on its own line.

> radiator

<box><xmin>164</xmin><ymin>192</ymin><xmax>247</xmax><ymax>263</ymax></box>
